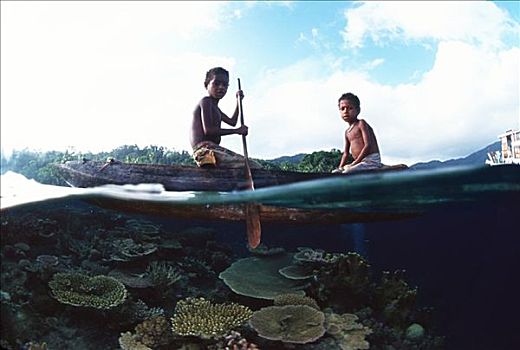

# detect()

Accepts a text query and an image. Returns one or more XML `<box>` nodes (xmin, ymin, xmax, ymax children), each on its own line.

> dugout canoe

<box><xmin>54</xmin><ymin>159</ymin><xmax>408</xmax><ymax>192</ymax></box>
<box><xmin>53</xmin><ymin>160</ymin><xmax>416</xmax><ymax>224</ymax></box>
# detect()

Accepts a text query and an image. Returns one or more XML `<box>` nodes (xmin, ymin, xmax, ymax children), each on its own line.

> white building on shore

<box><xmin>486</xmin><ymin>129</ymin><xmax>520</xmax><ymax>165</ymax></box>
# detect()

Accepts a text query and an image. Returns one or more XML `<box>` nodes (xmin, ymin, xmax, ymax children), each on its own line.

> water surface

<box><xmin>1</xmin><ymin>164</ymin><xmax>518</xmax><ymax>349</ymax></box>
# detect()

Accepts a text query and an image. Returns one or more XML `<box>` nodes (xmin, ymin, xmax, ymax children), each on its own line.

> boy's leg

<box><xmin>192</xmin><ymin>142</ymin><xmax>262</xmax><ymax>169</ymax></box>
<box><xmin>192</xmin><ymin>142</ymin><xmax>217</xmax><ymax>167</ymax></box>
<box><xmin>212</xmin><ymin>145</ymin><xmax>262</xmax><ymax>169</ymax></box>
<box><xmin>342</xmin><ymin>153</ymin><xmax>383</xmax><ymax>173</ymax></box>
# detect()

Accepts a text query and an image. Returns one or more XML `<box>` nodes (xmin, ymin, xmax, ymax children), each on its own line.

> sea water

<box><xmin>1</xmin><ymin>165</ymin><xmax>519</xmax><ymax>350</ymax></box>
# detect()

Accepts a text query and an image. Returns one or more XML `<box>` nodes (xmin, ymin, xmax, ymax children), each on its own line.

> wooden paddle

<box><xmin>237</xmin><ymin>78</ymin><xmax>261</xmax><ymax>249</ymax></box>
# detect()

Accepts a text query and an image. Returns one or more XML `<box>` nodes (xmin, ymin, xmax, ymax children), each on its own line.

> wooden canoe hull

<box><xmin>55</xmin><ymin>160</ymin><xmax>415</xmax><ymax>224</ymax></box>
<box><xmin>54</xmin><ymin>160</ymin><xmax>408</xmax><ymax>192</ymax></box>
<box><xmin>85</xmin><ymin>197</ymin><xmax>420</xmax><ymax>224</ymax></box>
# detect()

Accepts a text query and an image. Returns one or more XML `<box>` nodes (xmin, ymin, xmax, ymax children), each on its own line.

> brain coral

<box><xmin>249</xmin><ymin>305</ymin><xmax>326</xmax><ymax>344</ymax></box>
<box><xmin>49</xmin><ymin>272</ymin><xmax>127</xmax><ymax>309</ymax></box>
<box><xmin>171</xmin><ymin>297</ymin><xmax>253</xmax><ymax>339</ymax></box>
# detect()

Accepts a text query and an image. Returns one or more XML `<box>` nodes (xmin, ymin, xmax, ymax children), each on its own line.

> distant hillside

<box><xmin>266</xmin><ymin>141</ymin><xmax>501</xmax><ymax>170</ymax></box>
<box><xmin>410</xmin><ymin>141</ymin><xmax>500</xmax><ymax>170</ymax></box>
<box><xmin>267</xmin><ymin>153</ymin><xmax>307</xmax><ymax>164</ymax></box>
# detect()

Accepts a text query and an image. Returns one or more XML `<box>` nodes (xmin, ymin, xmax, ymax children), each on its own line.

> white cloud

<box><xmin>342</xmin><ymin>1</ymin><xmax>518</xmax><ymax>49</ymax></box>
<box><xmin>1</xmin><ymin>1</ymin><xmax>234</xmax><ymax>154</ymax></box>
<box><xmin>1</xmin><ymin>49</ymin><xmax>236</xmax><ymax>154</ymax></box>
<box><xmin>1</xmin><ymin>1</ymin><xmax>518</xmax><ymax>168</ymax></box>
<box><xmin>246</xmin><ymin>42</ymin><xmax>519</xmax><ymax>164</ymax></box>
<box><xmin>361</xmin><ymin>58</ymin><xmax>385</xmax><ymax>71</ymax></box>
<box><xmin>297</xmin><ymin>28</ymin><xmax>320</xmax><ymax>49</ymax></box>
<box><xmin>273</xmin><ymin>0</ymin><xmax>520</xmax><ymax>165</ymax></box>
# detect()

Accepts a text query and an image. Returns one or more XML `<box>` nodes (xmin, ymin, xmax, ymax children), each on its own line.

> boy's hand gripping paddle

<box><xmin>237</xmin><ymin>78</ymin><xmax>261</xmax><ymax>249</ymax></box>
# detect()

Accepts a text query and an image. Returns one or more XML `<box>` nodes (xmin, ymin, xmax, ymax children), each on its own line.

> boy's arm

<box><xmin>338</xmin><ymin>131</ymin><xmax>351</xmax><ymax>168</ymax></box>
<box><xmin>220</xmin><ymin>90</ymin><xmax>243</xmax><ymax>126</ymax></box>
<box><xmin>350</xmin><ymin>120</ymin><xmax>373</xmax><ymax>165</ymax></box>
<box><xmin>201</xmin><ymin>97</ymin><xmax>247</xmax><ymax>137</ymax></box>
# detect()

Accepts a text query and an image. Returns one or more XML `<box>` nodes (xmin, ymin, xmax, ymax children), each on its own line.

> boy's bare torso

<box><xmin>190</xmin><ymin>96</ymin><xmax>222</xmax><ymax>148</ymax></box>
<box><xmin>346</xmin><ymin>119</ymin><xmax>380</xmax><ymax>160</ymax></box>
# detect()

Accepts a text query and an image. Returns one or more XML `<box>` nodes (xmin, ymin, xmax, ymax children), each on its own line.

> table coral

<box><xmin>249</xmin><ymin>305</ymin><xmax>326</xmax><ymax>344</ymax></box>
<box><xmin>278</xmin><ymin>264</ymin><xmax>315</xmax><ymax>280</ymax></box>
<box><xmin>219</xmin><ymin>255</ymin><xmax>307</xmax><ymax>300</ymax></box>
<box><xmin>171</xmin><ymin>297</ymin><xmax>253</xmax><ymax>340</ymax></box>
<box><xmin>48</xmin><ymin>272</ymin><xmax>127</xmax><ymax>309</ymax></box>
<box><xmin>273</xmin><ymin>293</ymin><xmax>320</xmax><ymax>310</ymax></box>
<box><xmin>109</xmin><ymin>238</ymin><xmax>157</xmax><ymax>262</ymax></box>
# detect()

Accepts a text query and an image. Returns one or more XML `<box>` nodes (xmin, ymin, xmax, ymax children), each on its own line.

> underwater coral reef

<box><xmin>1</xmin><ymin>205</ymin><xmax>444</xmax><ymax>349</ymax></box>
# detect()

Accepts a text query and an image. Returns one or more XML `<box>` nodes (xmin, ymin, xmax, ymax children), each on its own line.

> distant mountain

<box><xmin>410</xmin><ymin>141</ymin><xmax>500</xmax><ymax>170</ymax></box>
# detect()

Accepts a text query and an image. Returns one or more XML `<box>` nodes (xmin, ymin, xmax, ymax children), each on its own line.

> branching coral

<box><xmin>171</xmin><ymin>297</ymin><xmax>253</xmax><ymax>339</ymax></box>
<box><xmin>324</xmin><ymin>311</ymin><xmax>372</xmax><ymax>350</ymax></box>
<box><xmin>373</xmin><ymin>270</ymin><xmax>417</xmax><ymax>328</ymax></box>
<box><xmin>180</xmin><ymin>257</ymin><xmax>215</xmax><ymax>279</ymax></box>
<box><xmin>21</xmin><ymin>341</ymin><xmax>48</xmax><ymax>350</ymax></box>
<box><xmin>277</xmin><ymin>247</ymin><xmax>343</xmax><ymax>282</ymax></box>
<box><xmin>294</xmin><ymin>247</ymin><xmax>340</xmax><ymax>265</ymax></box>
<box><xmin>134</xmin><ymin>315</ymin><xmax>174</xmax><ymax>348</ymax></box>
<box><xmin>48</xmin><ymin>272</ymin><xmax>127</xmax><ymax>309</ymax></box>
<box><xmin>248</xmin><ymin>243</ymin><xmax>285</xmax><ymax>256</ymax></box>
<box><xmin>146</xmin><ymin>261</ymin><xmax>182</xmax><ymax>288</ymax></box>
<box><xmin>215</xmin><ymin>331</ymin><xmax>259</xmax><ymax>350</ymax></box>
<box><xmin>309</xmin><ymin>252</ymin><xmax>372</xmax><ymax>309</ymax></box>
<box><xmin>118</xmin><ymin>331</ymin><xmax>151</xmax><ymax>350</ymax></box>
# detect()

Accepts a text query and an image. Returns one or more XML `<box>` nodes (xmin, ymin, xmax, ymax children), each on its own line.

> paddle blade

<box><xmin>246</xmin><ymin>204</ymin><xmax>262</xmax><ymax>249</ymax></box>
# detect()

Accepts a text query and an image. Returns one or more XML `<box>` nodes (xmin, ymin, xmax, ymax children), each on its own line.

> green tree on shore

<box><xmin>1</xmin><ymin>146</ymin><xmax>342</xmax><ymax>185</ymax></box>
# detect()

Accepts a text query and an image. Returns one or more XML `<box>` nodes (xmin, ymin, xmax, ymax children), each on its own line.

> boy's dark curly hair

<box><xmin>338</xmin><ymin>92</ymin><xmax>360</xmax><ymax>111</ymax></box>
<box><xmin>204</xmin><ymin>67</ymin><xmax>229</xmax><ymax>88</ymax></box>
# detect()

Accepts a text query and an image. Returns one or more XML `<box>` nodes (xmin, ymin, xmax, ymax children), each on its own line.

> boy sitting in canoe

<box><xmin>190</xmin><ymin>67</ymin><xmax>261</xmax><ymax>168</ymax></box>
<box><xmin>333</xmin><ymin>92</ymin><xmax>383</xmax><ymax>174</ymax></box>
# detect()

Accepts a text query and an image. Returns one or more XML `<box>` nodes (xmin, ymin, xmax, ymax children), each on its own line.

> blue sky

<box><xmin>1</xmin><ymin>1</ymin><xmax>519</xmax><ymax>165</ymax></box>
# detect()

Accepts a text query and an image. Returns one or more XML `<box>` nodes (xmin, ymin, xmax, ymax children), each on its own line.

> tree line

<box><xmin>1</xmin><ymin>145</ymin><xmax>344</xmax><ymax>185</ymax></box>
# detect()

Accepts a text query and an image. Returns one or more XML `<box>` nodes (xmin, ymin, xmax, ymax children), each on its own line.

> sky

<box><xmin>1</xmin><ymin>1</ymin><xmax>519</xmax><ymax>165</ymax></box>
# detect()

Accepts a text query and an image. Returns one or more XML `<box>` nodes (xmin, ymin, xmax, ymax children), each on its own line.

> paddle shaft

<box><xmin>237</xmin><ymin>78</ymin><xmax>261</xmax><ymax>249</ymax></box>
<box><xmin>237</xmin><ymin>78</ymin><xmax>254</xmax><ymax>190</ymax></box>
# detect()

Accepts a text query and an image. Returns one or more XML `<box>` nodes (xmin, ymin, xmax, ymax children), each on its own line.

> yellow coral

<box><xmin>171</xmin><ymin>297</ymin><xmax>253</xmax><ymax>339</ymax></box>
